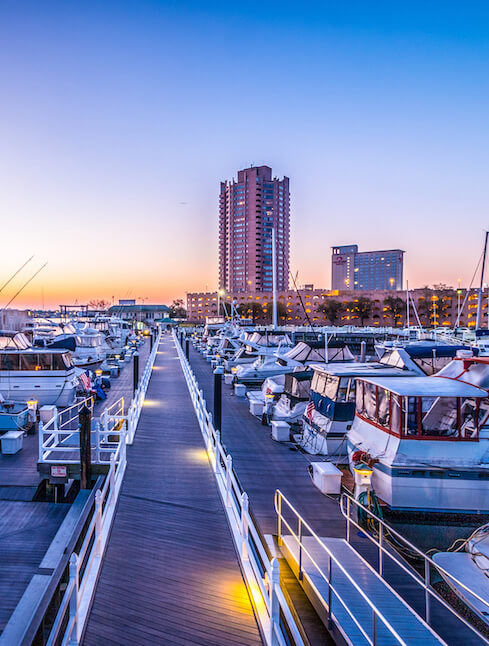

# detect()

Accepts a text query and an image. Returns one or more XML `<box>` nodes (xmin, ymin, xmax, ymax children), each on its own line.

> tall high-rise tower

<box><xmin>219</xmin><ymin>165</ymin><xmax>290</xmax><ymax>293</ymax></box>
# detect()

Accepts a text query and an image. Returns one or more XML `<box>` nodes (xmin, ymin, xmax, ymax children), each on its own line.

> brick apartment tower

<box><xmin>219</xmin><ymin>165</ymin><xmax>290</xmax><ymax>293</ymax></box>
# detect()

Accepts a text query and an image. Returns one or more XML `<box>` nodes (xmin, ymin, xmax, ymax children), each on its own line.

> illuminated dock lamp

<box><xmin>262</xmin><ymin>391</ymin><xmax>275</xmax><ymax>426</ymax></box>
<box><xmin>27</xmin><ymin>400</ymin><xmax>39</xmax><ymax>432</ymax></box>
<box><xmin>353</xmin><ymin>463</ymin><xmax>373</xmax><ymax>500</ymax></box>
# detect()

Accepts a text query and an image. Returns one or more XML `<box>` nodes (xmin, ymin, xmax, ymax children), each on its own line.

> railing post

<box><xmin>277</xmin><ymin>493</ymin><xmax>282</xmax><ymax>546</ymax></box>
<box><xmin>372</xmin><ymin>610</ymin><xmax>377</xmax><ymax>645</ymax></box>
<box><xmin>214</xmin><ymin>430</ymin><xmax>220</xmax><ymax>474</ymax></box>
<box><xmin>103</xmin><ymin>408</ymin><xmax>109</xmax><ymax>439</ymax></box>
<box><xmin>240</xmin><ymin>492</ymin><xmax>249</xmax><ymax>560</ymax></box>
<box><xmin>327</xmin><ymin>555</ymin><xmax>332</xmax><ymax>628</ymax></box>
<box><xmin>69</xmin><ymin>553</ymin><xmax>79</xmax><ymax>644</ymax></box>
<box><xmin>225</xmin><ymin>455</ymin><xmax>233</xmax><ymax>507</ymax></box>
<box><xmin>95</xmin><ymin>421</ymin><xmax>101</xmax><ymax>464</ymax></box>
<box><xmin>38</xmin><ymin>420</ymin><xmax>44</xmax><ymax>461</ymax></box>
<box><xmin>109</xmin><ymin>453</ymin><xmax>116</xmax><ymax>503</ymax></box>
<box><xmin>95</xmin><ymin>490</ymin><xmax>103</xmax><ymax>557</ymax></box>
<box><xmin>378</xmin><ymin>526</ymin><xmax>383</xmax><ymax>576</ymax></box>
<box><xmin>269</xmin><ymin>558</ymin><xmax>281</xmax><ymax>646</ymax></box>
<box><xmin>346</xmin><ymin>496</ymin><xmax>350</xmax><ymax>543</ymax></box>
<box><xmin>54</xmin><ymin>409</ymin><xmax>59</xmax><ymax>431</ymax></box>
<box><xmin>425</xmin><ymin>559</ymin><xmax>431</xmax><ymax>625</ymax></box>
<box><xmin>298</xmin><ymin>518</ymin><xmax>303</xmax><ymax>580</ymax></box>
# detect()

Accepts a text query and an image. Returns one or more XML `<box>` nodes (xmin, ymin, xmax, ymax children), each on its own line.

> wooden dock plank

<box><xmin>83</xmin><ymin>335</ymin><xmax>262</xmax><ymax>645</ymax></box>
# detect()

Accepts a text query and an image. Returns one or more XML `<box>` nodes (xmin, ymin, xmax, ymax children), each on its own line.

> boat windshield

<box><xmin>311</xmin><ymin>372</ymin><xmax>355</xmax><ymax>403</ymax></box>
<box><xmin>76</xmin><ymin>336</ymin><xmax>100</xmax><ymax>348</ymax></box>
<box><xmin>356</xmin><ymin>380</ymin><xmax>488</xmax><ymax>440</ymax></box>
<box><xmin>0</xmin><ymin>333</ymin><xmax>31</xmax><ymax>350</ymax></box>
<box><xmin>0</xmin><ymin>352</ymin><xmax>73</xmax><ymax>371</ymax></box>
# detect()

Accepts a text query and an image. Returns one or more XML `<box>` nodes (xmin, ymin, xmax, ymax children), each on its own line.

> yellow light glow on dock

<box><xmin>142</xmin><ymin>399</ymin><xmax>162</xmax><ymax>408</ymax></box>
<box><xmin>186</xmin><ymin>448</ymin><xmax>209</xmax><ymax>464</ymax></box>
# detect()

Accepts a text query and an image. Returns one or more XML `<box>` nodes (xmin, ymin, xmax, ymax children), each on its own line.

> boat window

<box><xmin>337</xmin><ymin>378</ymin><xmax>354</xmax><ymax>403</ymax></box>
<box><xmin>356</xmin><ymin>381</ymin><xmax>365</xmax><ymax>415</ymax></box>
<box><xmin>378</xmin><ymin>388</ymin><xmax>390</xmax><ymax>427</ymax></box>
<box><xmin>324</xmin><ymin>375</ymin><xmax>339</xmax><ymax>400</ymax></box>
<box><xmin>391</xmin><ymin>394</ymin><xmax>402</xmax><ymax>434</ymax></box>
<box><xmin>0</xmin><ymin>353</ymin><xmax>18</xmax><ymax>370</ymax></box>
<box><xmin>363</xmin><ymin>382</ymin><xmax>378</xmax><ymax>423</ymax></box>
<box><xmin>404</xmin><ymin>396</ymin><xmax>418</xmax><ymax>436</ymax></box>
<box><xmin>52</xmin><ymin>354</ymin><xmax>67</xmax><ymax>370</ymax></box>
<box><xmin>20</xmin><ymin>354</ymin><xmax>40</xmax><ymax>371</ymax></box>
<box><xmin>38</xmin><ymin>354</ymin><xmax>52</xmax><ymax>370</ymax></box>
<box><xmin>311</xmin><ymin>371</ymin><xmax>324</xmax><ymax>394</ymax></box>
<box><xmin>421</xmin><ymin>397</ymin><xmax>459</xmax><ymax>436</ymax></box>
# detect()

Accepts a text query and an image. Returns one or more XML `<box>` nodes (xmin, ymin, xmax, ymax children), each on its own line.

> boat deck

<box><xmin>187</xmin><ymin>344</ymin><xmax>482</xmax><ymax>645</ymax></box>
<box><xmin>83</xmin><ymin>334</ymin><xmax>263</xmax><ymax>646</ymax></box>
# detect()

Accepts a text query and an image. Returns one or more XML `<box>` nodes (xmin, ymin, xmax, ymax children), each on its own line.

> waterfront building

<box><xmin>187</xmin><ymin>286</ymin><xmax>481</xmax><ymax>328</ymax></box>
<box><xmin>219</xmin><ymin>165</ymin><xmax>290</xmax><ymax>294</ymax></box>
<box><xmin>332</xmin><ymin>244</ymin><xmax>404</xmax><ymax>291</ymax></box>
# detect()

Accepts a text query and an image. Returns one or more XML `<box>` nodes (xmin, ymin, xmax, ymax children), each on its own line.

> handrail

<box><xmin>274</xmin><ymin>489</ymin><xmax>445</xmax><ymax>646</ymax></box>
<box><xmin>43</xmin><ymin>329</ymin><xmax>161</xmax><ymax>646</ymax></box>
<box><xmin>340</xmin><ymin>491</ymin><xmax>489</xmax><ymax>644</ymax></box>
<box><xmin>173</xmin><ymin>330</ymin><xmax>305</xmax><ymax>646</ymax></box>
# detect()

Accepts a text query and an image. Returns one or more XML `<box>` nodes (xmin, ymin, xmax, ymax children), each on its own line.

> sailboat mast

<box><xmin>476</xmin><ymin>231</ymin><xmax>489</xmax><ymax>329</ymax></box>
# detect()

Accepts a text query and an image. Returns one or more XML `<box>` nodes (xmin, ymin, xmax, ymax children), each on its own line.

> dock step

<box><xmin>281</xmin><ymin>535</ymin><xmax>446</xmax><ymax>645</ymax></box>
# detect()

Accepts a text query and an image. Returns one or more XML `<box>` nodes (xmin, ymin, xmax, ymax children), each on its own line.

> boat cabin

<box><xmin>355</xmin><ymin>376</ymin><xmax>489</xmax><ymax>441</ymax></box>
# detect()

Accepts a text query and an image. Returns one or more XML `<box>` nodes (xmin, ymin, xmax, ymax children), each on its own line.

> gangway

<box><xmin>275</xmin><ymin>490</ymin><xmax>447</xmax><ymax>645</ymax></box>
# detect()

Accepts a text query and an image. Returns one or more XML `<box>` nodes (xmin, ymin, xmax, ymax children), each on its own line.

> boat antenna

<box><xmin>0</xmin><ymin>262</ymin><xmax>48</xmax><ymax>312</ymax></box>
<box><xmin>0</xmin><ymin>256</ymin><xmax>34</xmax><ymax>297</ymax></box>
<box><xmin>476</xmin><ymin>231</ymin><xmax>489</xmax><ymax>329</ymax></box>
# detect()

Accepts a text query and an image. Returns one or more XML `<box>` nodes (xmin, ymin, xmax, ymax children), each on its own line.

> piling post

<box><xmin>79</xmin><ymin>406</ymin><xmax>92</xmax><ymax>489</ymax></box>
<box><xmin>213</xmin><ymin>365</ymin><xmax>224</xmax><ymax>434</ymax></box>
<box><xmin>185</xmin><ymin>337</ymin><xmax>189</xmax><ymax>360</ymax></box>
<box><xmin>133</xmin><ymin>351</ymin><xmax>140</xmax><ymax>396</ymax></box>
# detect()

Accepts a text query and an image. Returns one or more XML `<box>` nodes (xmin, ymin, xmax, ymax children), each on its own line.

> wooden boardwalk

<box><xmin>187</xmin><ymin>344</ymin><xmax>481</xmax><ymax>646</ymax></box>
<box><xmin>83</xmin><ymin>335</ymin><xmax>262</xmax><ymax>646</ymax></box>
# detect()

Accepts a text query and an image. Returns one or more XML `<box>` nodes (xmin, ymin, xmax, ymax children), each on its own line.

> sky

<box><xmin>1</xmin><ymin>0</ymin><xmax>488</xmax><ymax>308</ymax></box>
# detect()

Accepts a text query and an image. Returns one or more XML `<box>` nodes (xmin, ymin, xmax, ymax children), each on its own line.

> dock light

<box><xmin>95</xmin><ymin>369</ymin><xmax>103</xmax><ymax>377</ymax></box>
<box><xmin>115</xmin><ymin>354</ymin><xmax>121</xmax><ymax>361</ymax></box>
<box><xmin>231</xmin><ymin>367</ymin><xmax>238</xmax><ymax>374</ymax></box>
<box><xmin>27</xmin><ymin>400</ymin><xmax>38</xmax><ymax>411</ymax></box>
<box><xmin>265</xmin><ymin>392</ymin><xmax>274</xmax><ymax>399</ymax></box>
<box><xmin>353</xmin><ymin>463</ymin><xmax>373</xmax><ymax>499</ymax></box>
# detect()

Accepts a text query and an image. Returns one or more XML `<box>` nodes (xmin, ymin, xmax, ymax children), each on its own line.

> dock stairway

<box><xmin>276</xmin><ymin>491</ymin><xmax>447</xmax><ymax>646</ymax></box>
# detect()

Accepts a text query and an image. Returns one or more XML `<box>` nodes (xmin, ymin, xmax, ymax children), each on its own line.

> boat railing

<box><xmin>173</xmin><ymin>330</ymin><xmax>306</xmax><ymax>646</ymax></box>
<box><xmin>339</xmin><ymin>491</ymin><xmax>489</xmax><ymax>644</ymax></box>
<box><xmin>274</xmin><ymin>489</ymin><xmax>438</xmax><ymax>646</ymax></box>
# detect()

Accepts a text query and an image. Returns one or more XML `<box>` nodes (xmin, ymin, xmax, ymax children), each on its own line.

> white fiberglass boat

<box><xmin>0</xmin><ymin>331</ymin><xmax>77</xmax><ymax>406</ymax></box>
<box><xmin>347</xmin><ymin>355</ymin><xmax>489</xmax><ymax>515</ymax></box>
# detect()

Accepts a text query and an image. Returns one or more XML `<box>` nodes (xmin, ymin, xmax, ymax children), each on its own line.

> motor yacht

<box><xmin>346</xmin><ymin>355</ymin><xmax>489</xmax><ymax>515</ymax></box>
<box><xmin>234</xmin><ymin>340</ymin><xmax>354</xmax><ymax>385</ymax></box>
<box><xmin>0</xmin><ymin>331</ymin><xmax>77</xmax><ymax>406</ymax></box>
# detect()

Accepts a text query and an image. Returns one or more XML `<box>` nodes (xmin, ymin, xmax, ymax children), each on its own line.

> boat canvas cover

<box><xmin>281</xmin><ymin>341</ymin><xmax>354</xmax><ymax>364</ymax></box>
<box><xmin>284</xmin><ymin>371</ymin><xmax>312</xmax><ymax>399</ymax></box>
<box><xmin>359</xmin><ymin>375</ymin><xmax>488</xmax><ymax>398</ymax></box>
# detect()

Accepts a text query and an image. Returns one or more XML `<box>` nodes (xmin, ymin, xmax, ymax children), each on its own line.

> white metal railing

<box><xmin>43</xmin><ymin>330</ymin><xmax>161</xmax><ymax>646</ymax></box>
<box><xmin>46</xmin><ymin>434</ymin><xmax>127</xmax><ymax>646</ymax></box>
<box><xmin>39</xmin><ymin>330</ymin><xmax>162</xmax><ymax>465</ymax></box>
<box><xmin>173</xmin><ymin>330</ymin><xmax>305</xmax><ymax>646</ymax></box>
<box><xmin>340</xmin><ymin>491</ymin><xmax>489</xmax><ymax>644</ymax></box>
<box><xmin>275</xmin><ymin>490</ymin><xmax>445</xmax><ymax>646</ymax></box>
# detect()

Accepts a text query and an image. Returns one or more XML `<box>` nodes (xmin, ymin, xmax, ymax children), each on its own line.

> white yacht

<box><xmin>235</xmin><ymin>340</ymin><xmax>354</xmax><ymax>385</ymax></box>
<box><xmin>0</xmin><ymin>331</ymin><xmax>77</xmax><ymax>406</ymax></box>
<box><xmin>347</xmin><ymin>355</ymin><xmax>489</xmax><ymax>515</ymax></box>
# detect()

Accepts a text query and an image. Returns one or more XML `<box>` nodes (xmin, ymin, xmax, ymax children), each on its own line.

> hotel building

<box><xmin>331</xmin><ymin>245</ymin><xmax>404</xmax><ymax>291</ymax></box>
<box><xmin>219</xmin><ymin>165</ymin><xmax>290</xmax><ymax>293</ymax></box>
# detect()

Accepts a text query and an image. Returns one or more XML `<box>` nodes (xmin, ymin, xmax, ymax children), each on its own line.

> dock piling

<box><xmin>133</xmin><ymin>351</ymin><xmax>140</xmax><ymax>395</ymax></box>
<box><xmin>79</xmin><ymin>405</ymin><xmax>92</xmax><ymax>489</ymax></box>
<box><xmin>213</xmin><ymin>365</ymin><xmax>224</xmax><ymax>433</ymax></box>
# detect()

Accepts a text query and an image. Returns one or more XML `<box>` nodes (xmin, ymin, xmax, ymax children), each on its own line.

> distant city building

<box><xmin>118</xmin><ymin>299</ymin><xmax>136</xmax><ymax>306</ymax></box>
<box><xmin>331</xmin><ymin>245</ymin><xmax>404</xmax><ymax>291</ymax></box>
<box><xmin>187</xmin><ymin>287</ymin><xmax>479</xmax><ymax>328</ymax></box>
<box><xmin>219</xmin><ymin>165</ymin><xmax>290</xmax><ymax>294</ymax></box>
<box><xmin>107</xmin><ymin>304</ymin><xmax>170</xmax><ymax>326</ymax></box>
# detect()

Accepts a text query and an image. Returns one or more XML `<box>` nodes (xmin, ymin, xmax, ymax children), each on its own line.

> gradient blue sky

<box><xmin>1</xmin><ymin>1</ymin><xmax>488</xmax><ymax>306</ymax></box>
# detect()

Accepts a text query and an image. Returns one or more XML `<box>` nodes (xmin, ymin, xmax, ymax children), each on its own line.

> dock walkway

<box><xmin>187</xmin><ymin>344</ymin><xmax>482</xmax><ymax>646</ymax></box>
<box><xmin>83</xmin><ymin>334</ymin><xmax>262</xmax><ymax>646</ymax></box>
